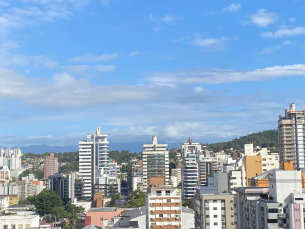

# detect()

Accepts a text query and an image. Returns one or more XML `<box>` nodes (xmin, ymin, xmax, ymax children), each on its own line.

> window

<box><xmin>221</xmin><ymin>207</ymin><xmax>225</xmax><ymax>210</ymax></box>
<box><xmin>295</xmin><ymin>198</ymin><xmax>304</xmax><ymax>201</ymax></box>
<box><xmin>268</xmin><ymin>209</ymin><xmax>278</xmax><ymax>213</ymax></box>
<box><xmin>214</xmin><ymin>222</ymin><xmax>218</xmax><ymax>225</ymax></box>
<box><xmin>167</xmin><ymin>199</ymin><xmax>171</xmax><ymax>203</ymax></box>
<box><xmin>100</xmin><ymin>218</ymin><xmax>103</xmax><ymax>221</ymax></box>
<box><xmin>3</xmin><ymin>226</ymin><xmax>8</xmax><ymax>229</ymax></box>
<box><xmin>213</xmin><ymin>200</ymin><xmax>217</xmax><ymax>203</ymax></box>
<box><xmin>214</xmin><ymin>215</ymin><xmax>218</xmax><ymax>218</ymax></box>
<box><xmin>11</xmin><ymin>226</ymin><xmax>15</xmax><ymax>229</ymax></box>
<box><xmin>267</xmin><ymin>219</ymin><xmax>277</xmax><ymax>223</ymax></box>
<box><xmin>205</xmin><ymin>207</ymin><xmax>209</xmax><ymax>210</ymax></box>
<box><xmin>18</xmin><ymin>225</ymin><xmax>23</xmax><ymax>229</ymax></box>
<box><xmin>206</xmin><ymin>215</ymin><xmax>210</xmax><ymax>218</ymax></box>
<box><xmin>213</xmin><ymin>207</ymin><xmax>217</xmax><ymax>210</ymax></box>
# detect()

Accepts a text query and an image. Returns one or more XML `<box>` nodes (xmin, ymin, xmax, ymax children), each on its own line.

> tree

<box><xmin>109</xmin><ymin>193</ymin><xmax>121</xmax><ymax>207</ymax></box>
<box><xmin>28</xmin><ymin>190</ymin><xmax>63</xmax><ymax>216</ymax></box>
<box><xmin>125</xmin><ymin>190</ymin><xmax>145</xmax><ymax>208</ymax></box>
<box><xmin>66</xmin><ymin>204</ymin><xmax>84</xmax><ymax>226</ymax></box>
<box><xmin>53</xmin><ymin>206</ymin><xmax>67</xmax><ymax>220</ymax></box>
<box><xmin>182</xmin><ymin>198</ymin><xmax>194</xmax><ymax>209</ymax></box>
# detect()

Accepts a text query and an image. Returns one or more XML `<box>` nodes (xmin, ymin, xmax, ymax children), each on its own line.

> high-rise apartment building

<box><xmin>235</xmin><ymin>169</ymin><xmax>305</xmax><ymax>229</ymax></box>
<box><xmin>44</xmin><ymin>153</ymin><xmax>58</xmax><ymax>179</ymax></box>
<box><xmin>197</xmin><ymin>154</ymin><xmax>218</xmax><ymax>186</ymax></box>
<box><xmin>142</xmin><ymin>135</ymin><xmax>169</xmax><ymax>191</ymax></box>
<box><xmin>146</xmin><ymin>179</ymin><xmax>182</xmax><ymax>229</ymax></box>
<box><xmin>194</xmin><ymin>192</ymin><xmax>235</xmax><ymax>229</ymax></box>
<box><xmin>181</xmin><ymin>138</ymin><xmax>200</xmax><ymax>201</ymax></box>
<box><xmin>46</xmin><ymin>173</ymin><xmax>69</xmax><ymax>199</ymax></box>
<box><xmin>278</xmin><ymin>103</ymin><xmax>305</xmax><ymax>169</ymax></box>
<box><xmin>79</xmin><ymin>127</ymin><xmax>109</xmax><ymax>200</ymax></box>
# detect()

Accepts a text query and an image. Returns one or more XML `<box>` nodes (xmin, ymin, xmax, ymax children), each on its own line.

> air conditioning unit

<box><xmin>175</xmin><ymin>226</ymin><xmax>178</xmax><ymax>228</ymax></box>
<box><xmin>152</xmin><ymin>226</ymin><xmax>155</xmax><ymax>228</ymax></box>
<box><xmin>160</xmin><ymin>217</ymin><xmax>163</xmax><ymax>220</ymax></box>
<box><xmin>168</xmin><ymin>217</ymin><xmax>171</xmax><ymax>219</ymax></box>
<box><xmin>152</xmin><ymin>210</ymin><xmax>155</xmax><ymax>213</ymax></box>
<box><xmin>160</xmin><ymin>226</ymin><xmax>163</xmax><ymax>228</ymax></box>
<box><xmin>175</xmin><ymin>217</ymin><xmax>179</xmax><ymax>219</ymax></box>
<box><xmin>175</xmin><ymin>210</ymin><xmax>178</xmax><ymax>212</ymax></box>
<box><xmin>278</xmin><ymin>208</ymin><xmax>283</xmax><ymax>213</ymax></box>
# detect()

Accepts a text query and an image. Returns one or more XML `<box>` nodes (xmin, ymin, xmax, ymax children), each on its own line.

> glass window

<box><xmin>18</xmin><ymin>225</ymin><xmax>23</xmax><ymax>229</ymax></box>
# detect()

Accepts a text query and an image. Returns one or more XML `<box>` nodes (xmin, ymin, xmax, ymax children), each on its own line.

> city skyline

<box><xmin>1</xmin><ymin>0</ymin><xmax>305</xmax><ymax>147</ymax></box>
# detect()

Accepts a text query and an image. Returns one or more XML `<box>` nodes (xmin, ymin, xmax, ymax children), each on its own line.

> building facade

<box><xmin>79</xmin><ymin>127</ymin><xmax>109</xmax><ymax>200</ymax></box>
<box><xmin>142</xmin><ymin>135</ymin><xmax>169</xmax><ymax>191</ymax></box>
<box><xmin>194</xmin><ymin>193</ymin><xmax>234</xmax><ymax>229</ymax></box>
<box><xmin>278</xmin><ymin>103</ymin><xmax>305</xmax><ymax>169</ymax></box>
<box><xmin>44</xmin><ymin>153</ymin><xmax>58</xmax><ymax>179</ymax></box>
<box><xmin>146</xmin><ymin>184</ymin><xmax>182</xmax><ymax>229</ymax></box>
<box><xmin>235</xmin><ymin>169</ymin><xmax>305</xmax><ymax>229</ymax></box>
<box><xmin>181</xmin><ymin>138</ymin><xmax>200</xmax><ymax>201</ymax></box>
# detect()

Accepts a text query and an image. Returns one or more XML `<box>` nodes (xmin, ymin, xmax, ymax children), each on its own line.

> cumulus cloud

<box><xmin>146</xmin><ymin>64</ymin><xmax>305</xmax><ymax>85</ymax></box>
<box><xmin>95</xmin><ymin>65</ymin><xmax>118</xmax><ymax>72</ymax></box>
<box><xmin>0</xmin><ymin>70</ymin><xmax>168</xmax><ymax>108</ymax></box>
<box><xmin>0</xmin><ymin>0</ymin><xmax>91</xmax><ymax>35</ymax></box>
<box><xmin>289</xmin><ymin>17</ymin><xmax>296</xmax><ymax>23</ymax></box>
<box><xmin>128</xmin><ymin>51</ymin><xmax>141</xmax><ymax>57</ymax></box>
<box><xmin>69</xmin><ymin>53</ymin><xmax>120</xmax><ymax>62</ymax></box>
<box><xmin>192</xmin><ymin>36</ymin><xmax>229</xmax><ymax>52</ymax></box>
<box><xmin>283</xmin><ymin>40</ymin><xmax>293</xmax><ymax>45</ymax></box>
<box><xmin>223</xmin><ymin>3</ymin><xmax>241</xmax><ymax>13</ymax></box>
<box><xmin>161</xmin><ymin>14</ymin><xmax>183</xmax><ymax>24</ymax></box>
<box><xmin>64</xmin><ymin>65</ymin><xmax>89</xmax><ymax>72</ymax></box>
<box><xmin>244</xmin><ymin>9</ymin><xmax>278</xmax><ymax>28</ymax></box>
<box><xmin>262</xmin><ymin>26</ymin><xmax>305</xmax><ymax>38</ymax></box>
<box><xmin>257</xmin><ymin>45</ymin><xmax>281</xmax><ymax>54</ymax></box>
<box><xmin>0</xmin><ymin>42</ymin><xmax>57</xmax><ymax>68</ymax></box>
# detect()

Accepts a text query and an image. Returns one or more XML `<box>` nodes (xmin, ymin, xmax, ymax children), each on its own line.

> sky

<box><xmin>1</xmin><ymin>0</ymin><xmax>305</xmax><ymax>147</ymax></box>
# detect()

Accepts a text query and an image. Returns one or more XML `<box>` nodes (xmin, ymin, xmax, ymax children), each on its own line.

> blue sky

<box><xmin>1</xmin><ymin>0</ymin><xmax>305</xmax><ymax>147</ymax></box>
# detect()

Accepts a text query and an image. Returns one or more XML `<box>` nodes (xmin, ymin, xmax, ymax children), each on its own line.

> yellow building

<box><xmin>245</xmin><ymin>155</ymin><xmax>262</xmax><ymax>186</ymax></box>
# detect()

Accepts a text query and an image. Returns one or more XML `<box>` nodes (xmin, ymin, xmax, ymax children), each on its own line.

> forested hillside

<box><xmin>205</xmin><ymin>129</ymin><xmax>278</xmax><ymax>151</ymax></box>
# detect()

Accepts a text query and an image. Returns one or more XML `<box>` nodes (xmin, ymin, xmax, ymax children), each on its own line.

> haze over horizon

<box><xmin>1</xmin><ymin>0</ymin><xmax>305</xmax><ymax>147</ymax></box>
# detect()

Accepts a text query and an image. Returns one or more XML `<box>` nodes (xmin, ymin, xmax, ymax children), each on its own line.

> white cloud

<box><xmin>245</xmin><ymin>9</ymin><xmax>278</xmax><ymax>28</ymax></box>
<box><xmin>262</xmin><ymin>26</ymin><xmax>305</xmax><ymax>38</ymax></box>
<box><xmin>192</xmin><ymin>36</ymin><xmax>228</xmax><ymax>52</ymax></box>
<box><xmin>96</xmin><ymin>65</ymin><xmax>118</xmax><ymax>72</ymax></box>
<box><xmin>223</xmin><ymin>3</ymin><xmax>241</xmax><ymax>13</ymax></box>
<box><xmin>146</xmin><ymin>64</ymin><xmax>305</xmax><ymax>85</ymax></box>
<box><xmin>283</xmin><ymin>40</ymin><xmax>293</xmax><ymax>45</ymax></box>
<box><xmin>0</xmin><ymin>1</ymin><xmax>10</xmax><ymax>7</ymax></box>
<box><xmin>195</xmin><ymin>87</ymin><xmax>204</xmax><ymax>92</ymax></box>
<box><xmin>0</xmin><ymin>42</ymin><xmax>57</xmax><ymax>68</ymax></box>
<box><xmin>161</xmin><ymin>14</ymin><xmax>183</xmax><ymax>24</ymax></box>
<box><xmin>257</xmin><ymin>45</ymin><xmax>281</xmax><ymax>54</ymax></box>
<box><xmin>0</xmin><ymin>0</ymin><xmax>90</xmax><ymax>35</ymax></box>
<box><xmin>152</xmin><ymin>26</ymin><xmax>162</xmax><ymax>33</ymax></box>
<box><xmin>69</xmin><ymin>53</ymin><xmax>119</xmax><ymax>62</ymax></box>
<box><xmin>0</xmin><ymin>70</ymin><xmax>169</xmax><ymax>108</ymax></box>
<box><xmin>148</xmin><ymin>14</ymin><xmax>154</xmax><ymax>21</ymax></box>
<box><xmin>128</xmin><ymin>51</ymin><xmax>141</xmax><ymax>57</ymax></box>
<box><xmin>64</xmin><ymin>65</ymin><xmax>90</xmax><ymax>72</ymax></box>
<box><xmin>289</xmin><ymin>17</ymin><xmax>296</xmax><ymax>23</ymax></box>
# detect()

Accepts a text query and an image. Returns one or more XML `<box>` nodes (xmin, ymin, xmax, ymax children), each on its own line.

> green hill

<box><xmin>205</xmin><ymin>129</ymin><xmax>278</xmax><ymax>152</ymax></box>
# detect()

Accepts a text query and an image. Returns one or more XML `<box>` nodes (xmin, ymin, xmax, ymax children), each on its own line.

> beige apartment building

<box><xmin>146</xmin><ymin>177</ymin><xmax>182</xmax><ymax>229</ymax></box>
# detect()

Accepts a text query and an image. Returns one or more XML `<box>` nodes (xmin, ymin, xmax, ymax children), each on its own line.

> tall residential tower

<box><xmin>278</xmin><ymin>103</ymin><xmax>305</xmax><ymax>169</ymax></box>
<box><xmin>78</xmin><ymin>127</ymin><xmax>109</xmax><ymax>200</ymax></box>
<box><xmin>142</xmin><ymin>135</ymin><xmax>169</xmax><ymax>191</ymax></box>
<box><xmin>181</xmin><ymin>138</ymin><xmax>200</xmax><ymax>201</ymax></box>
